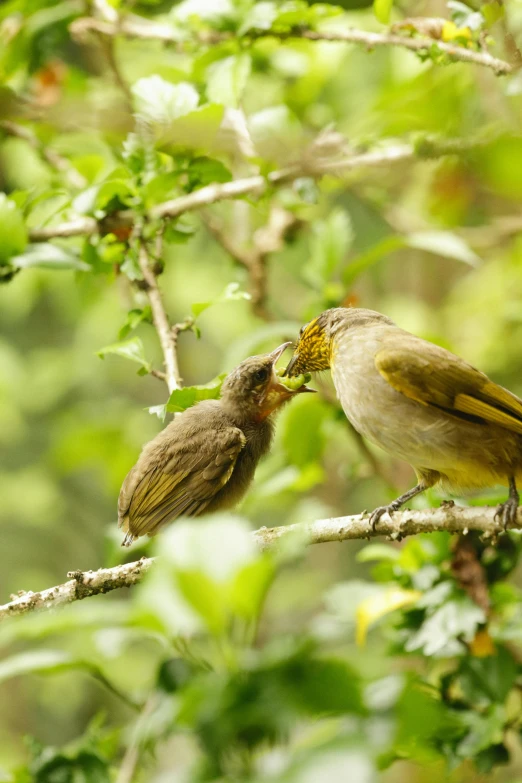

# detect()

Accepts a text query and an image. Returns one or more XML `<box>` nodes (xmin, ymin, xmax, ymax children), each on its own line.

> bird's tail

<box><xmin>121</xmin><ymin>531</ymin><xmax>135</xmax><ymax>547</ymax></box>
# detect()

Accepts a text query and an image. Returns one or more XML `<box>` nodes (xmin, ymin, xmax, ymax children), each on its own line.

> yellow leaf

<box><xmin>356</xmin><ymin>588</ymin><xmax>421</xmax><ymax>646</ymax></box>
<box><xmin>441</xmin><ymin>21</ymin><xmax>472</xmax><ymax>42</ymax></box>
<box><xmin>470</xmin><ymin>629</ymin><xmax>495</xmax><ymax>657</ymax></box>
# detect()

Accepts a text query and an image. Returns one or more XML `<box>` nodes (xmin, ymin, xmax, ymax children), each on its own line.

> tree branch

<box><xmin>0</xmin><ymin>504</ymin><xmax>517</xmax><ymax>622</ymax></box>
<box><xmin>203</xmin><ymin>206</ymin><xmax>300</xmax><ymax>320</ymax></box>
<box><xmin>0</xmin><ymin>558</ymin><xmax>154</xmax><ymax>622</ymax></box>
<box><xmin>137</xmin><ymin>242</ymin><xmax>182</xmax><ymax>393</ymax></box>
<box><xmin>297</xmin><ymin>29</ymin><xmax>513</xmax><ymax>75</ymax></box>
<box><xmin>27</xmin><ymin>138</ymin><xmax>471</xmax><ymax>243</ymax></box>
<box><xmin>29</xmin><ymin>217</ymin><xmax>98</xmax><ymax>241</ymax></box>
<box><xmin>69</xmin><ymin>16</ymin><xmax>513</xmax><ymax>75</ymax></box>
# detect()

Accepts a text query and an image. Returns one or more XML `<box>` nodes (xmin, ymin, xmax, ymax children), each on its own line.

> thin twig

<box><xmin>27</xmin><ymin>137</ymin><xmax>481</xmax><ymax>243</ymax></box>
<box><xmin>203</xmin><ymin>213</ymin><xmax>273</xmax><ymax>320</ymax></box>
<box><xmin>137</xmin><ymin>242</ymin><xmax>182</xmax><ymax>393</ymax></box>
<box><xmin>0</xmin><ymin>504</ymin><xmax>518</xmax><ymax>622</ymax></box>
<box><xmin>29</xmin><ymin>217</ymin><xmax>98</xmax><ymax>241</ymax></box>
<box><xmin>0</xmin><ymin>120</ymin><xmax>87</xmax><ymax>189</ymax></box>
<box><xmin>68</xmin><ymin>16</ymin><xmax>513</xmax><ymax>75</ymax></box>
<box><xmin>98</xmin><ymin>34</ymin><xmax>134</xmax><ymax>108</ymax></box>
<box><xmin>297</xmin><ymin>29</ymin><xmax>513</xmax><ymax>75</ymax></box>
<box><xmin>116</xmin><ymin>695</ymin><xmax>158</xmax><ymax>783</ymax></box>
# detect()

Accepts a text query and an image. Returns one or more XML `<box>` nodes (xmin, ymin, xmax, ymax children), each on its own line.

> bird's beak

<box><xmin>268</xmin><ymin>341</ymin><xmax>314</xmax><ymax>394</ymax></box>
<box><xmin>268</xmin><ymin>342</ymin><xmax>293</xmax><ymax>366</ymax></box>
<box><xmin>257</xmin><ymin>343</ymin><xmax>315</xmax><ymax>416</ymax></box>
<box><xmin>283</xmin><ymin>353</ymin><xmax>298</xmax><ymax>377</ymax></box>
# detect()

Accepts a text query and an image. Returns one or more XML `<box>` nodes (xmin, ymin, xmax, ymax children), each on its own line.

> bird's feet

<box><xmin>494</xmin><ymin>496</ymin><xmax>519</xmax><ymax>531</ymax></box>
<box><xmin>368</xmin><ymin>501</ymin><xmax>402</xmax><ymax>531</ymax></box>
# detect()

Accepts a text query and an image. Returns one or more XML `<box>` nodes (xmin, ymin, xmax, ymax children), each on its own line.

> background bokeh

<box><xmin>2</xmin><ymin>0</ymin><xmax>522</xmax><ymax>780</ymax></box>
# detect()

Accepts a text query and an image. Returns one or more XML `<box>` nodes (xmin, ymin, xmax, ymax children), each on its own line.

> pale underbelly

<box><xmin>331</xmin><ymin>363</ymin><xmax>520</xmax><ymax>490</ymax></box>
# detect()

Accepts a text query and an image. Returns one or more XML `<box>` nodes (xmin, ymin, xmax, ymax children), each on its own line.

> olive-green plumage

<box><xmin>118</xmin><ymin>344</ymin><xmax>312</xmax><ymax>546</ymax></box>
<box><xmin>285</xmin><ymin>307</ymin><xmax>522</xmax><ymax>528</ymax></box>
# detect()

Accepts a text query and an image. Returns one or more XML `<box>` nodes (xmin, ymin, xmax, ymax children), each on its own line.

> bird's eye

<box><xmin>254</xmin><ymin>368</ymin><xmax>268</xmax><ymax>383</ymax></box>
<box><xmin>299</xmin><ymin>326</ymin><xmax>305</xmax><ymax>337</ymax></box>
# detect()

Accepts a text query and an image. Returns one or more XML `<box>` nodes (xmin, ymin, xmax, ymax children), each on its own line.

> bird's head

<box><xmin>221</xmin><ymin>342</ymin><xmax>314</xmax><ymax>421</ymax></box>
<box><xmin>284</xmin><ymin>307</ymin><xmax>394</xmax><ymax>377</ymax></box>
<box><xmin>284</xmin><ymin>309</ymin><xmax>343</xmax><ymax>377</ymax></box>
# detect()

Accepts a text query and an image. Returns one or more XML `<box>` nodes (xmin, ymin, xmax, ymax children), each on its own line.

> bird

<box><xmin>284</xmin><ymin>307</ymin><xmax>522</xmax><ymax>530</ymax></box>
<box><xmin>118</xmin><ymin>343</ymin><xmax>313</xmax><ymax>546</ymax></box>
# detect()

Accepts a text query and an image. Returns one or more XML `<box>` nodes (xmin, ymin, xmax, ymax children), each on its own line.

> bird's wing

<box><xmin>120</xmin><ymin>426</ymin><xmax>246</xmax><ymax>538</ymax></box>
<box><xmin>375</xmin><ymin>335</ymin><xmax>522</xmax><ymax>435</ymax></box>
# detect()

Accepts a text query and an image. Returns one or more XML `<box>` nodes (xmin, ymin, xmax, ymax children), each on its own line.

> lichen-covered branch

<box><xmin>0</xmin><ymin>504</ymin><xmax>517</xmax><ymax>622</ymax></box>
<box><xmin>252</xmin><ymin>503</ymin><xmax>516</xmax><ymax>549</ymax></box>
<box><xmin>0</xmin><ymin>558</ymin><xmax>154</xmax><ymax>622</ymax></box>
<box><xmin>69</xmin><ymin>16</ymin><xmax>513</xmax><ymax>75</ymax></box>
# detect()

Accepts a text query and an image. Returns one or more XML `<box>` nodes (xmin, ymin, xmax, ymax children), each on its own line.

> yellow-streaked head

<box><xmin>284</xmin><ymin>315</ymin><xmax>332</xmax><ymax>376</ymax></box>
<box><xmin>285</xmin><ymin>307</ymin><xmax>394</xmax><ymax>377</ymax></box>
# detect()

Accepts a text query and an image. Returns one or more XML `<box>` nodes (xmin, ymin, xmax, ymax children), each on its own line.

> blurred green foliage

<box><xmin>2</xmin><ymin>0</ymin><xmax>522</xmax><ymax>780</ymax></box>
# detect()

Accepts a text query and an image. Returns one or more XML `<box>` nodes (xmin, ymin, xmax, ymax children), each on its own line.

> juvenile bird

<box><xmin>285</xmin><ymin>307</ymin><xmax>522</xmax><ymax>529</ymax></box>
<box><xmin>118</xmin><ymin>343</ymin><xmax>312</xmax><ymax>546</ymax></box>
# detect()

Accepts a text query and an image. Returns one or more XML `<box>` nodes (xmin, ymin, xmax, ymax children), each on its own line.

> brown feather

<box><xmin>375</xmin><ymin>337</ymin><xmax>522</xmax><ymax>435</ymax></box>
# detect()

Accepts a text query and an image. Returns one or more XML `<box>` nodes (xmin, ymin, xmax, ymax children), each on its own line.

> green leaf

<box><xmin>0</xmin><ymin>192</ymin><xmax>28</xmax><ymax>263</ymax></box>
<box><xmin>188</xmin><ymin>157</ymin><xmax>232</xmax><ymax>189</ymax></box>
<box><xmin>143</xmin><ymin>172</ymin><xmax>180</xmax><ymax>207</ymax></box>
<box><xmin>357</xmin><ymin>544</ymin><xmax>401</xmax><ymax>563</ymax></box>
<box><xmin>191</xmin><ymin>282</ymin><xmax>251</xmax><ymax>318</ymax></box>
<box><xmin>481</xmin><ymin>1</ymin><xmax>503</xmax><ymax>26</ymax></box>
<box><xmin>0</xmin><ymin>650</ymin><xmax>74</xmax><ymax>682</ymax></box>
<box><xmin>157</xmin><ymin>657</ymin><xmax>195</xmax><ymax>693</ymax></box>
<box><xmin>405</xmin><ymin>596</ymin><xmax>486</xmax><ymax>657</ymax></box>
<box><xmin>391</xmin><ymin>678</ymin><xmax>447</xmax><ymax>760</ymax></box>
<box><xmin>118</xmin><ymin>307</ymin><xmax>152</xmax><ymax>340</ymax></box>
<box><xmin>33</xmin><ymin>751</ymin><xmax>111</xmax><ymax>783</ymax></box>
<box><xmin>97</xmin><ymin>337</ymin><xmax>152</xmax><ymax>372</ymax></box>
<box><xmin>162</xmin><ymin>104</ymin><xmax>225</xmax><ymax>153</ymax></box>
<box><xmin>206</xmin><ymin>54</ymin><xmax>252</xmax><ymax>109</ymax></box>
<box><xmin>151</xmin><ymin>516</ymin><xmax>267</xmax><ymax>634</ymax></box>
<box><xmin>173</xmin><ymin>0</ymin><xmax>235</xmax><ymax>24</ymax></box>
<box><xmin>132</xmin><ymin>77</ymin><xmax>200</xmax><ymax>124</ymax></box>
<box><xmin>458</xmin><ymin>646</ymin><xmax>518</xmax><ymax>705</ymax></box>
<box><xmin>448</xmin><ymin>0</ymin><xmax>486</xmax><ymax>29</ymax></box>
<box><xmin>474</xmin><ymin>743</ymin><xmax>510</xmax><ymax>774</ymax></box>
<box><xmin>293</xmin><ymin>657</ymin><xmax>365</xmax><ymax>716</ymax></box>
<box><xmin>95</xmin><ymin>179</ymin><xmax>138</xmax><ymax>210</ymax></box>
<box><xmin>406</xmin><ymin>231</ymin><xmax>481</xmax><ymax>266</ymax></box>
<box><xmin>175</xmin><ymin>569</ymin><xmax>228</xmax><ymax>634</ymax></box>
<box><xmin>374</xmin><ymin>0</ymin><xmax>393</xmax><ymax>24</ymax></box>
<box><xmin>274</xmin><ymin>1</ymin><xmax>317</xmax><ymax>28</ymax></box>
<box><xmin>166</xmin><ymin>373</ymin><xmax>225</xmax><ymax>413</ymax></box>
<box><xmin>457</xmin><ymin>705</ymin><xmax>506</xmax><ymax>758</ymax></box>
<box><xmin>229</xmin><ymin>557</ymin><xmax>275</xmax><ymax>621</ymax></box>
<box><xmin>238</xmin><ymin>2</ymin><xmax>277</xmax><ymax>34</ymax></box>
<box><xmin>164</xmin><ymin>216</ymin><xmax>198</xmax><ymax>244</ymax></box>
<box><xmin>11</xmin><ymin>243</ymin><xmax>90</xmax><ymax>271</ymax></box>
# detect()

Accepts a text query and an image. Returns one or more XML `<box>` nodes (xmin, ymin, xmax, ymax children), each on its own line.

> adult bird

<box><xmin>118</xmin><ymin>343</ymin><xmax>313</xmax><ymax>546</ymax></box>
<box><xmin>284</xmin><ymin>307</ymin><xmax>522</xmax><ymax>530</ymax></box>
